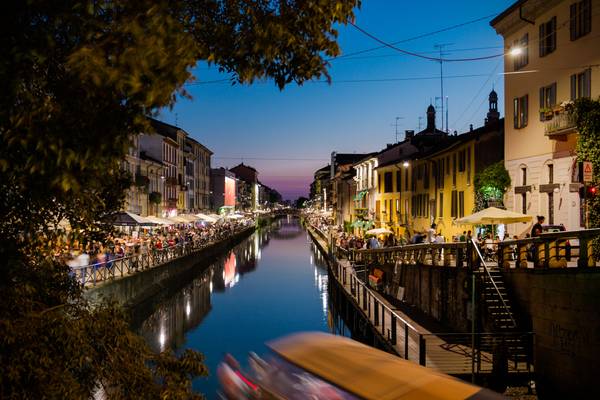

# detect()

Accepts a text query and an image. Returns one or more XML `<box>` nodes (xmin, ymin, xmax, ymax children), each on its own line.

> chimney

<box><xmin>469</xmin><ymin>124</ymin><xmax>473</xmax><ymax>132</ymax></box>
<box><xmin>405</xmin><ymin>130</ymin><xmax>414</xmax><ymax>139</ymax></box>
<box><xmin>386</xmin><ymin>143</ymin><xmax>393</xmax><ymax>149</ymax></box>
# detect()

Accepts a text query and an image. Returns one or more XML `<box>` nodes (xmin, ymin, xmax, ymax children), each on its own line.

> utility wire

<box><xmin>348</xmin><ymin>21</ymin><xmax>504</xmax><ymax>62</ymax></box>
<box><xmin>451</xmin><ymin>60</ymin><xmax>502</xmax><ymax>129</ymax></box>
<box><xmin>332</xmin><ymin>13</ymin><xmax>498</xmax><ymax>60</ymax></box>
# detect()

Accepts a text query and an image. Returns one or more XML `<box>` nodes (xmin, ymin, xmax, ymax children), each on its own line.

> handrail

<box><xmin>344</xmin><ymin>261</ymin><xmax>419</xmax><ymax>333</ymax></box>
<box><xmin>471</xmin><ymin>239</ymin><xmax>517</xmax><ymax>329</ymax></box>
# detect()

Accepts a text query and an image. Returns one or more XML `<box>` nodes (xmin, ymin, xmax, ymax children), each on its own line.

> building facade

<box><xmin>136</xmin><ymin>118</ymin><xmax>212</xmax><ymax>217</ymax></box>
<box><xmin>491</xmin><ymin>0</ymin><xmax>600</xmax><ymax>232</ymax></box>
<box><xmin>210</xmin><ymin>168</ymin><xmax>237</xmax><ymax>212</ymax></box>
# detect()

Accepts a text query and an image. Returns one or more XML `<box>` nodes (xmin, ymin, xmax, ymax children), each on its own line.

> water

<box><xmin>133</xmin><ymin>216</ymin><xmax>347</xmax><ymax>397</ymax></box>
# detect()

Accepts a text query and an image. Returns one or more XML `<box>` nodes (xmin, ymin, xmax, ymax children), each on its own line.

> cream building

<box><xmin>353</xmin><ymin>155</ymin><xmax>378</xmax><ymax>226</ymax></box>
<box><xmin>492</xmin><ymin>0</ymin><xmax>599</xmax><ymax>233</ymax></box>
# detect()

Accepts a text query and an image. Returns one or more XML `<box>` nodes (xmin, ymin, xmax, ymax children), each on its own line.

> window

<box><xmin>451</xmin><ymin>190</ymin><xmax>458</xmax><ymax>218</ymax></box>
<box><xmin>522</xmin><ymin>193</ymin><xmax>527</xmax><ymax>214</ymax></box>
<box><xmin>513</xmin><ymin>95</ymin><xmax>528</xmax><ymax>129</ymax></box>
<box><xmin>378</xmin><ymin>173</ymin><xmax>382</xmax><ymax>193</ymax></box>
<box><xmin>570</xmin><ymin>0</ymin><xmax>592</xmax><ymax>41</ymax></box>
<box><xmin>396</xmin><ymin>171</ymin><xmax>401</xmax><ymax>192</ymax></box>
<box><xmin>571</xmin><ymin>69</ymin><xmax>592</xmax><ymax>100</ymax></box>
<box><xmin>452</xmin><ymin>153</ymin><xmax>457</xmax><ymax>186</ymax></box>
<box><xmin>424</xmin><ymin>164</ymin><xmax>430</xmax><ymax>189</ymax></box>
<box><xmin>446</xmin><ymin>156</ymin><xmax>450</xmax><ymax>175</ymax></box>
<box><xmin>539</xmin><ymin>83</ymin><xmax>557</xmax><ymax>120</ymax></box>
<box><xmin>396</xmin><ymin>199</ymin><xmax>400</xmax><ymax>217</ymax></box>
<box><xmin>513</xmin><ymin>33</ymin><xmax>529</xmax><ymax>70</ymax></box>
<box><xmin>437</xmin><ymin>159</ymin><xmax>445</xmax><ymax>188</ymax></box>
<box><xmin>384</xmin><ymin>172</ymin><xmax>393</xmax><ymax>193</ymax></box>
<box><xmin>458</xmin><ymin>191</ymin><xmax>465</xmax><ymax>218</ymax></box>
<box><xmin>458</xmin><ymin>150</ymin><xmax>466</xmax><ymax>172</ymax></box>
<box><xmin>439</xmin><ymin>192</ymin><xmax>444</xmax><ymax>218</ymax></box>
<box><xmin>405</xmin><ymin>168</ymin><xmax>409</xmax><ymax>191</ymax></box>
<box><xmin>466</xmin><ymin>148</ymin><xmax>471</xmax><ymax>185</ymax></box>
<box><xmin>539</xmin><ymin>17</ymin><xmax>557</xmax><ymax>57</ymax></box>
<box><xmin>521</xmin><ymin>167</ymin><xmax>527</xmax><ymax>185</ymax></box>
<box><xmin>548</xmin><ymin>164</ymin><xmax>554</xmax><ymax>184</ymax></box>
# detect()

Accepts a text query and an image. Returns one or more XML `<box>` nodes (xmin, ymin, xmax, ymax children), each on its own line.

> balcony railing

<box><xmin>545</xmin><ymin>111</ymin><xmax>576</xmax><ymax>137</ymax></box>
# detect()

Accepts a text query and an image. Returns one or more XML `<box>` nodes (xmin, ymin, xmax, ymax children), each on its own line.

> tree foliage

<box><xmin>473</xmin><ymin>161</ymin><xmax>511</xmax><ymax>211</ymax></box>
<box><xmin>0</xmin><ymin>1</ymin><xmax>359</xmax><ymax>398</ymax></box>
<box><xmin>573</xmin><ymin>97</ymin><xmax>600</xmax><ymax>230</ymax></box>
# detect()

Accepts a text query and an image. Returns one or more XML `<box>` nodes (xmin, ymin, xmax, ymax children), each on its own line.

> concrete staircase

<box><xmin>480</xmin><ymin>266</ymin><xmax>517</xmax><ymax>332</ymax></box>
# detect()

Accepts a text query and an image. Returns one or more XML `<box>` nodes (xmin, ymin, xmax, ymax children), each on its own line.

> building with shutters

<box><xmin>491</xmin><ymin>0</ymin><xmax>600</xmax><ymax>232</ymax></box>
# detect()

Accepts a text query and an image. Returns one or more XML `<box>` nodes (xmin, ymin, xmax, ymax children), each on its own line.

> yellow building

<box><xmin>374</xmin><ymin>105</ymin><xmax>453</xmax><ymax>239</ymax></box>
<box><xmin>491</xmin><ymin>0</ymin><xmax>600</xmax><ymax>232</ymax></box>
<box><xmin>405</xmin><ymin>97</ymin><xmax>504</xmax><ymax>240</ymax></box>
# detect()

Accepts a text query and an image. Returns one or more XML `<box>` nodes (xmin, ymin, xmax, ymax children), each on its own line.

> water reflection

<box><xmin>138</xmin><ymin>229</ymin><xmax>270</xmax><ymax>353</ymax></box>
<box><xmin>134</xmin><ymin>217</ymin><xmax>350</xmax><ymax>396</ymax></box>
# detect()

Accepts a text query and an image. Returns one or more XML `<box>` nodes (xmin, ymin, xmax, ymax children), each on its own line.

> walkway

<box><xmin>308</xmin><ymin>226</ymin><xmax>532</xmax><ymax>377</ymax></box>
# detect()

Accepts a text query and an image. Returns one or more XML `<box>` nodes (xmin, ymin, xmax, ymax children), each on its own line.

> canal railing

<box><xmin>308</xmin><ymin>225</ymin><xmax>534</xmax><ymax>381</ymax></box>
<box><xmin>347</xmin><ymin>228</ymin><xmax>600</xmax><ymax>270</ymax></box>
<box><xmin>69</xmin><ymin>225</ymin><xmax>254</xmax><ymax>287</ymax></box>
<box><xmin>328</xmin><ymin>244</ymin><xmax>533</xmax><ymax>379</ymax></box>
<box><xmin>497</xmin><ymin>228</ymin><xmax>600</xmax><ymax>269</ymax></box>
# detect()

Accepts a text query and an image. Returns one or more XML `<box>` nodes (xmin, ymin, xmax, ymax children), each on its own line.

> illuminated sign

<box><xmin>224</xmin><ymin>176</ymin><xmax>236</xmax><ymax>207</ymax></box>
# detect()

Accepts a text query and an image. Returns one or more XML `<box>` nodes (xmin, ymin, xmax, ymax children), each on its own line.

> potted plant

<box><xmin>539</xmin><ymin>107</ymin><xmax>554</xmax><ymax>120</ymax></box>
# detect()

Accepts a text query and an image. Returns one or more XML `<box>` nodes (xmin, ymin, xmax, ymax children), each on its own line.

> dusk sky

<box><xmin>160</xmin><ymin>0</ymin><xmax>514</xmax><ymax>200</ymax></box>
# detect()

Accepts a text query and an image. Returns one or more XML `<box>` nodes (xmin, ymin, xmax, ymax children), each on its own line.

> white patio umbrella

<box><xmin>365</xmin><ymin>228</ymin><xmax>394</xmax><ymax>235</ymax></box>
<box><xmin>454</xmin><ymin>207</ymin><xmax>532</xmax><ymax>237</ymax></box>
<box><xmin>454</xmin><ymin>207</ymin><xmax>532</xmax><ymax>225</ymax></box>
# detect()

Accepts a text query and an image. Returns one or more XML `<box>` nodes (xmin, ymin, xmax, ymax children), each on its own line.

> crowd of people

<box><xmin>61</xmin><ymin>219</ymin><xmax>253</xmax><ymax>270</ymax></box>
<box><xmin>308</xmin><ymin>214</ymin><xmax>550</xmax><ymax>261</ymax></box>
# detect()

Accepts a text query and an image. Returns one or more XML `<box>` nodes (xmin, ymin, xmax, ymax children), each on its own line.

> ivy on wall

<box><xmin>573</xmin><ymin>97</ymin><xmax>600</xmax><ymax>229</ymax></box>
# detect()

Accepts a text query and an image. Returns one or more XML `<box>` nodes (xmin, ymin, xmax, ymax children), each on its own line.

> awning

<box><xmin>195</xmin><ymin>213</ymin><xmax>219</xmax><ymax>223</ymax></box>
<box><xmin>145</xmin><ymin>215</ymin><xmax>175</xmax><ymax>225</ymax></box>
<box><xmin>105</xmin><ymin>211</ymin><xmax>156</xmax><ymax>226</ymax></box>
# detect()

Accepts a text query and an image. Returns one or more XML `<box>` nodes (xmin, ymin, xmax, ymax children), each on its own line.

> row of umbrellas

<box><xmin>106</xmin><ymin>211</ymin><xmax>235</xmax><ymax>227</ymax></box>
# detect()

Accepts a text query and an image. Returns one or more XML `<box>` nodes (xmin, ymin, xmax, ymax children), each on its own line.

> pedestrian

<box><xmin>427</xmin><ymin>223</ymin><xmax>437</xmax><ymax>243</ymax></box>
<box><xmin>531</xmin><ymin>215</ymin><xmax>544</xmax><ymax>237</ymax></box>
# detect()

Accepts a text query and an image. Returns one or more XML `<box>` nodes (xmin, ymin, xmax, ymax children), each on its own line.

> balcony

<box><xmin>545</xmin><ymin>110</ymin><xmax>576</xmax><ymax>138</ymax></box>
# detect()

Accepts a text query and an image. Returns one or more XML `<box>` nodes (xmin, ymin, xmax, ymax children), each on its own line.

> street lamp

<box><xmin>509</xmin><ymin>47</ymin><xmax>523</xmax><ymax>57</ymax></box>
<box><xmin>403</xmin><ymin>161</ymin><xmax>410</xmax><ymax>168</ymax></box>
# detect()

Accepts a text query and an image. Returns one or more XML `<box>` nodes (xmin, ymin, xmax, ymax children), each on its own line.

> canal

<box><xmin>131</xmin><ymin>216</ymin><xmax>348</xmax><ymax>397</ymax></box>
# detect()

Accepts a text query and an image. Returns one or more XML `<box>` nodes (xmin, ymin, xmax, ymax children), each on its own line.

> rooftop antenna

<box><xmin>390</xmin><ymin>116</ymin><xmax>404</xmax><ymax>142</ymax></box>
<box><xmin>434</xmin><ymin>43</ymin><xmax>453</xmax><ymax>132</ymax></box>
<box><xmin>175</xmin><ymin>113</ymin><xmax>179</xmax><ymax>127</ymax></box>
<box><xmin>418</xmin><ymin>116</ymin><xmax>423</xmax><ymax>131</ymax></box>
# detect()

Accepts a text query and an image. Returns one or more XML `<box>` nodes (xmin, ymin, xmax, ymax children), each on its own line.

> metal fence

<box><xmin>331</xmin><ymin>255</ymin><xmax>534</xmax><ymax>378</ymax></box>
<box><xmin>69</xmin><ymin>226</ymin><xmax>253</xmax><ymax>287</ymax></box>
